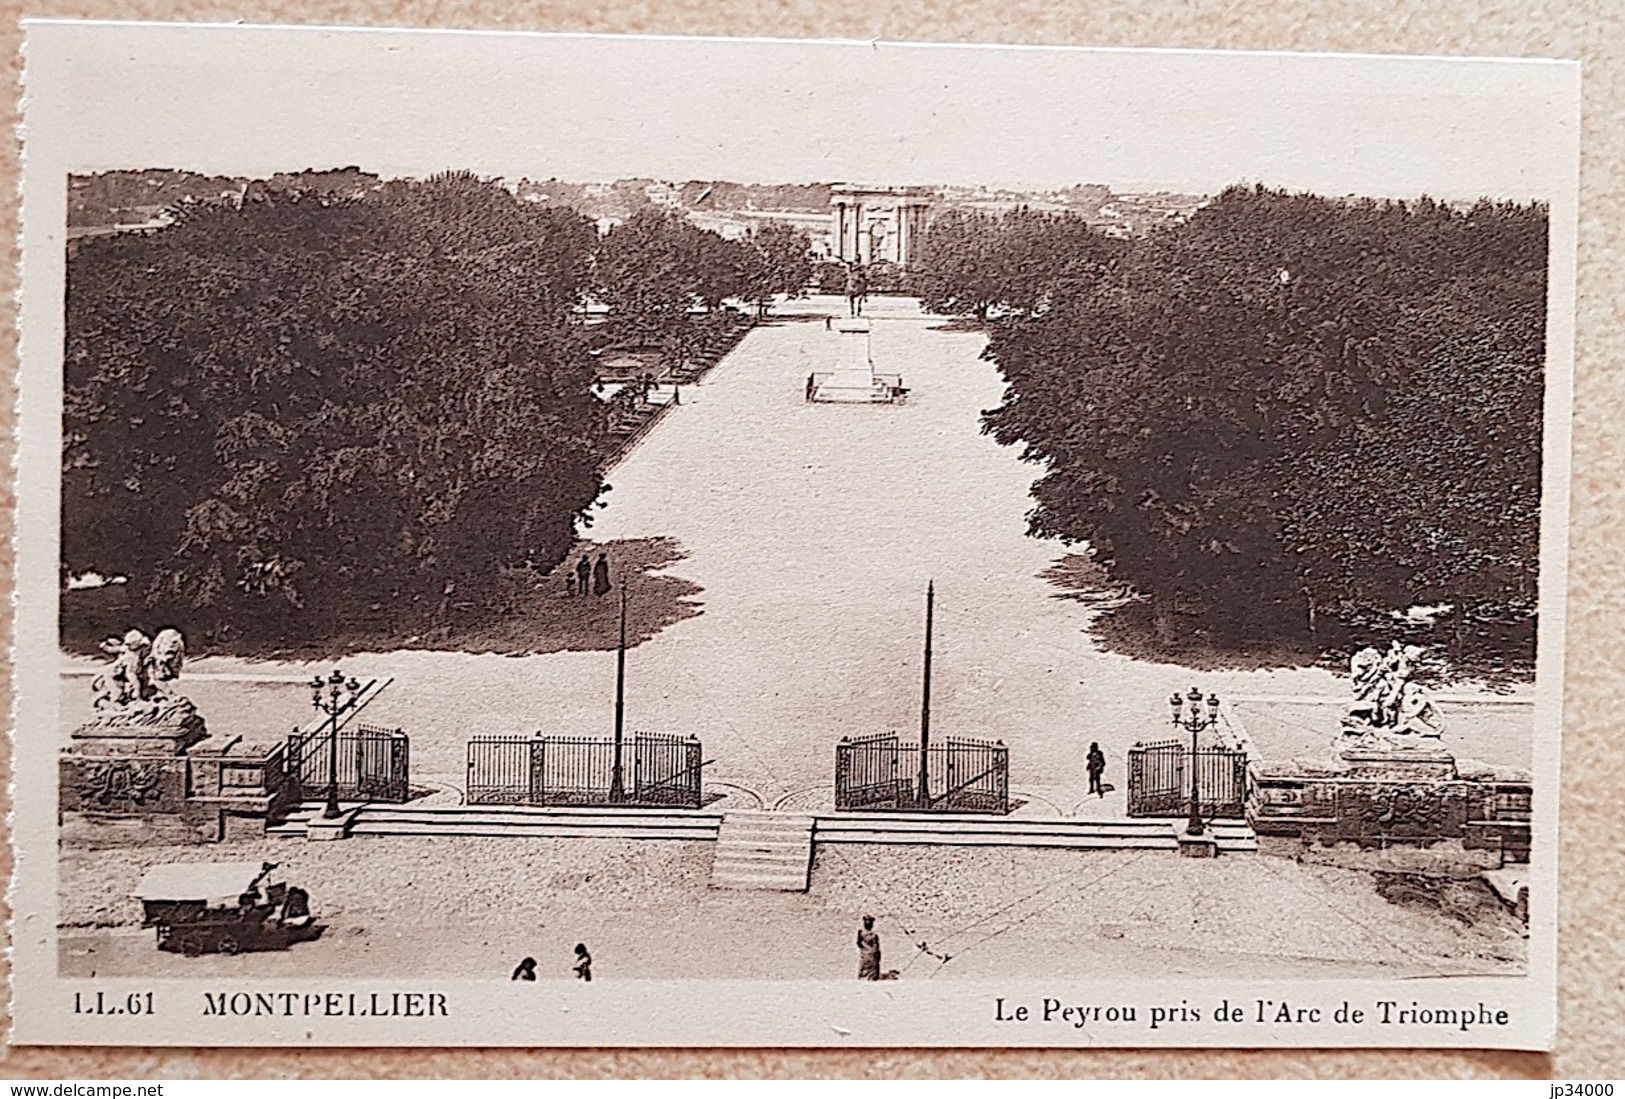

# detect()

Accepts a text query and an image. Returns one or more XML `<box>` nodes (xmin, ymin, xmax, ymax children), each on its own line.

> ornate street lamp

<box><xmin>1169</xmin><ymin>686</ymin><xmax>1221</xmax><ymax>837</ymax></box>
<box><xmin>312</xmin><ymin>669</ymin><xmax>361</xmax><ymax>819</ymax></box>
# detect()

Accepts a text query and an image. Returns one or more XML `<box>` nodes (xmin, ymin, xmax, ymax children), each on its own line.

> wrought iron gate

<box><xmin>1127</xmin><ymin>739</ymin><xmax>1247</xmax><ymax>819</ymax></box>
<box><xmin>834</xmin><ymin>732</ymin><xmax>902</xmax><ymax>810</ymax></box>
<box><xmin>286</xmin><ymin>723</ymin><xmax>410</xmax><ymax>803</ymax></box>
<box><xmin>466</xmin><ymin>733</ymin><xmax>703</xmax><ymax>808</ymax></box>
<box><xmin>632</xmin><ymin>733</ymin><xmax>705</xmax><ymax>806</ymax></box>
<box><xmin>835</xmin><ymin>733</ymin><xmax>1009</xmax><ymax>814</ymax></box>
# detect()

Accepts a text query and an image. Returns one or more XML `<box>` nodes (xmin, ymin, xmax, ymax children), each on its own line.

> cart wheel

<box><xmin>180</xmin><ymin>937</ymin><xmax>203</xmax><ymax>958</ymax></box>
<box><xmin>218</xmin><ymin>935</ymin><xmax>240</xmax><ymax>956</ymax></box>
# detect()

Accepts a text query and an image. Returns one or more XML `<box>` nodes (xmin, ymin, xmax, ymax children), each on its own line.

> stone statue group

<box><xmin>89</xmin><ymin>627</ymin><xmax>193</xmax><ymax>724</ymax></box>
<box><xmin>1342</xmin><ymin>640</ymin><xmax>1444</xmax><ymax>745</ymax></box>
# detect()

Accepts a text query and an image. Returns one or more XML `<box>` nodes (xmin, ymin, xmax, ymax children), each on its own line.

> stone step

<box><xmin>268</xmin><ymin>802</ymin><xmax>722</xmax><ymax>840</ymax></box>
<box><xmin>268</xmin><ymin>803</ymin><xmax>1259</xmax><ymax>857</ymax></box>
<box><xmin>817</xmin><ymin>830</ymin><xmax>1179</xmax><ymax>850</ymax></box>
<box><xmin>710</xmin><ymin>811</ymin><xmax>815</xmax><ymax>892</ymax></box>
<box><xmin>708</xmin><ymin>872</ymin><xmax>812</xmax><ymax>891</ymax></box>
<box><xmin>711</xmin><ymin>860</ymin><xmax>814</xmax><ymax>880</ymax></box>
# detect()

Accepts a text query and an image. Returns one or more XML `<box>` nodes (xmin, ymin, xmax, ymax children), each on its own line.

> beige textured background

<box><xmin>3</xmin><ymin>0</ymin><xmax>1621</xmax><ymax>1080</ymax></box>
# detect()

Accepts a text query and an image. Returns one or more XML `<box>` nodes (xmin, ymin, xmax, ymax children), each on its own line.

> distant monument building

<box><xmin>829</xmin><ymin>185</ymin><xmax>934</xmax><ymax>268</ymax></box>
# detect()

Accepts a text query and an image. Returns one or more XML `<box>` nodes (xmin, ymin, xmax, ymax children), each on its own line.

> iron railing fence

<box><xmin>835</xmin><ymin>733</ymin><xmax>1009</xmax><ymax>814</ymax></box>
<box><xmin>286</xmin><ymin>723</ymin><xmax>410</xmax><ymax>803</ymax></box>
<box><xmin>466</xmin><ymin>733</ymin><xmax>703</xmax><ymax>808</ymax></box>
<box><xmin>1127</xmin><ymin>739</ymin><xmax>1247</xmax><ymax>819</ymax></box>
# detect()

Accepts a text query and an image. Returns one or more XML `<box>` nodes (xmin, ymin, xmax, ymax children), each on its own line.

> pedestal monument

<box><xmin>73</xmin><ymin>628</ymin><xmax>207</xmax><ymax>755</ymax></box>
<box><xmin>1334</xmin><ymin>641</ymin><xmax>1455</xmax><ymax>778</ymax></box>
<box><xmin>807</xmin><ymin>318</ymin><xmax>908</xmax><ymax>404</ymax></box>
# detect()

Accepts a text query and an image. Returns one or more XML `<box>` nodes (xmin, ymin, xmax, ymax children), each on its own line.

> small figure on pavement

<box><xmin>573</xmin><ymin>943</ymin><xmax>593</xmax><ymax>982</ymax></box>
<box><xmin>857</xmin><ymin>915</ymin><xmax>881</xmax><ymax>981</ymax></box>
<box><xmin>575</xmin><ymin>554</ymin><xmax>592</xmax><ymax>597</ymax></box>
<box><xmin>1087</xmin><ymin>741</ymin><xmax>1107</xmax><ymax>798</ymax></box>
<box><xmin>806</xmin><ymin>373</ymin><xmax>817</xmax><ymax>402</ymax></box>
<box><xmin>592</xmin><ymin>553</ymin><xmax>612</xmax><ymax>597</ymax></box>
<box><xmin>565</xmin><ymin>573</ymin><xmax>577</xmax><ymax>597</ymax></box>
<box><xmin>512</xmin><ymin>956</ymin><xmax>537</xmax><ymax>981</ymax></box>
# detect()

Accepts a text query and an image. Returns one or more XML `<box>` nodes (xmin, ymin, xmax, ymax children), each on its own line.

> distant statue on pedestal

<box><xmin>844</xmin><ymin>264</ymin><xmax>868</xmax><ymax>317</ymax></box>
<box><xmin>1340</xmin><ymin>641</ymin><xmax>1444</xmax><ymax>751</ymax></box>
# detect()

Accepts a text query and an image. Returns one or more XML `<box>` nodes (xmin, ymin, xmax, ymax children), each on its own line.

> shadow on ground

<box><xmin>1040</xmin><ymin>553</ymin><xmax>1328</xmax><ymax>674</ymax></box>
<box><xmin>407</xmin><ymin>536</ymin><xmax>705</xmax><ymax>657</ymax></box>
<box><xmin>63</xmin><ymin>537</ymin><xmax>705</xmax><ymax>661</ymax></box>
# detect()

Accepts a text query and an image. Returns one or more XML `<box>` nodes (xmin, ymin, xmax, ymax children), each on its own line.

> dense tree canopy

<box><xmin>977</xmin><ymin>186</ymin><xmax>1547</xmax><ymax>667</ymax></box>
<box><xmin>912</xmin><ymin>207</ymin><xmax>1126</xmax><ymax>321</ymax></box>
<box><xmin>65</xmin><ymin>174</ymin><xmax>608</xmax><ymax>646</ymax></box>
<box><xmin>592</xmin><ymin>209</ymin><xmax>750</xmax><ymax>339</ymax></box>
<box><xmin>739</xmin><ymin>220</ymin><xmax>814</xmax><ymax>316</ymax></box>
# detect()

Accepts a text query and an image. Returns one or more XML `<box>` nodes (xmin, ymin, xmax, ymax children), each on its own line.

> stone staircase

<box><xmin>814</xmin><ymin>813</ymin><xmax>1258</xmax><ymax>854</ymax></box>
<box><xmin>267</xmin><ymin>802</ymin><xmax>1257</xmax><ymax>857</ymax></box>
<box><xmin>268</xmin><ymin>802</ymin><xmax>723</xmax><ymax>842</ymax></box>
<box><xmin>709</xmin><ymin>811</ymin><xmax>816</xmax><ymax>892</ymax></box>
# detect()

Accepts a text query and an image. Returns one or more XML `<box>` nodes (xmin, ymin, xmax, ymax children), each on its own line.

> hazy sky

<box><xmin>25</xmin><ymin>22</ymin><xmax>1579</xmax><ymax>200</ymax></box>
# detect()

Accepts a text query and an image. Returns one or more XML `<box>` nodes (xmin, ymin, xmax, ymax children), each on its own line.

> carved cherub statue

<box><xmin>91</xmin><ymin>629</ymin><xmax>153</xmax><ymax>710</ymax></box>
<box><xmin>90</xmin><ymin>627</ymin><xmax>188</xmax><ymax>711</ymax></box>
<box><xmin>1341</xmin><ymin>641</ymin><xmax>1442</xmax><ymax>746</ymax></box>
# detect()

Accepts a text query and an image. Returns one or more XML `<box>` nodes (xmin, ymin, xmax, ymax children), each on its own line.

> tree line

<box><xmin>930</xmin><ymin>187</ymin><xmax>1546</xmax><ymax>671</ymax></box>
<box><xmin>63</xmin><ymin>172</ymin><xmax>812</xmax><ymax>650</ymax></box>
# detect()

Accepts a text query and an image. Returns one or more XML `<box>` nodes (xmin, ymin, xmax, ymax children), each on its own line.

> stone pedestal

<box><xmin>823</xmin><ymin>319</ymin><xmax>877</xmax><ymax>392</ymax></box>
<box><xmin>306</xmin><ymin>806</ymin><xmax>361</xmax><ymax>842</ymax></box>
<box><xmin>1177</xmin><ymin>830</ymin><xmax>1218</xmax><ymax>858</ymax></box>
<box><xmin>60</xmin><ymin>700</ymin><xmax>219</xmax><ymax>846</ymax></box>
<box><xmin>69</xmin><ymin>704</ymin><xmax>208</xmax><ymax>757</ymax></box>
<box><xmin>1336</xmin><ymin>745</ymin><xmax>1458</xmax><ymax>779</ymax></box>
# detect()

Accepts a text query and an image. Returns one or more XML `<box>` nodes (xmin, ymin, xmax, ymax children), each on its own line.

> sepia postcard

<box><xmin>12</xmin><ymin>22</ymin><xmax>1578</xmax><ymax>1048</ymax></box>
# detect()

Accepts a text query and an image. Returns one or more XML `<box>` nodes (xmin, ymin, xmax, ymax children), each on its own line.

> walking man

<box><xmin>592</xmin><ymin>552</ymin><xmax>612</xmax><ymax>597</ymax></box>
<box><xmin>1087</xmin><ymin>741</ymin><xmax>1107</xmax><ymax>798</ymax></box>
<box><xmin>575</xmin><ymin>554</ymin><xmax>591</xmax><ymax>597</ymax></box>
<box><xmin>856</xmin><ymin>915</ymin><xmax>881</xmax><ymax>981</ymax></box>
<box><xmin>573</xmin><ymin>943</ymin><xmax>593</xmax><ymax>982</ymax></box>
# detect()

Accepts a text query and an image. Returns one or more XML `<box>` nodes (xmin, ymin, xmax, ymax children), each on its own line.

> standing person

<box><xmin>565</xmin><ymin>573</ymin><xmax>577</xmax><ymax>597</ymax></box>
<box><xmin>592</xmin><ymin>552</ymin><xmax>612</xmax><ymax>597</ymax></box>
<box><xmin>856</xmin><ymin>916</ymin><xmax>881</xmax><ymax>981</ymax></box>
<box><xmin>511</xmin><ymin>956</ymin><xmax>537</xmax><ymax>981</ymax></box>
<box><xmin>573</xmin><ymin>943</ymin><xmax>593</xmax><ymax>982</ymax></box>
<box><xmin>1087</xmin><ymin>742</ymin><xmax>1107</xmax><ymax>798</ymax></box>
<box><xmin>575</xmin><ymin>554</ymin><xmax>591</xmax><ymax>597</ymax></box>
<box><xmin>806</xmin><ymin>372</ymin><xmax>817</xmax><ymax>402</ymax></box>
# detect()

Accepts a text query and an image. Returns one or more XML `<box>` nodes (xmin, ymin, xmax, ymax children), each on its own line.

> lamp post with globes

<box><xmin>1169</xmin><ymin>686</ymin><xmax>1221</xmax><ymax>838</ymax></box>
<box><xmin>312</xmin><ymin>669</ymin><xmax>361</xmax><ymax>820</ymax></box>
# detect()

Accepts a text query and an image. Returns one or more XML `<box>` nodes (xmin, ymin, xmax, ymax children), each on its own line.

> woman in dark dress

<box><xmin>857</xmin><ymin>915</ymin><xmax>881</xmax><ymax>980</ymax></box>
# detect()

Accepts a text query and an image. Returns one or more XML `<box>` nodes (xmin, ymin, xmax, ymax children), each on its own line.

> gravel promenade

<box><xmin>60</xmin><ymin>837</ymin><xmax>1525</xmax><ymax>982</ymax></box>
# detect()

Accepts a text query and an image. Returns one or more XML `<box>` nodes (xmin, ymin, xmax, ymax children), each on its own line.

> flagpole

<box><xmin>919</xmin><ymin>580</ymin><xmax>934</xmax><ymax>809</ymax></box>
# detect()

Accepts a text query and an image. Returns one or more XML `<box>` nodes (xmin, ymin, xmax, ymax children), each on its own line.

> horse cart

<box><xmin>134</xmin><ymin>860</ymin><xmax>320</xmax><ymax>957</ymax></box>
